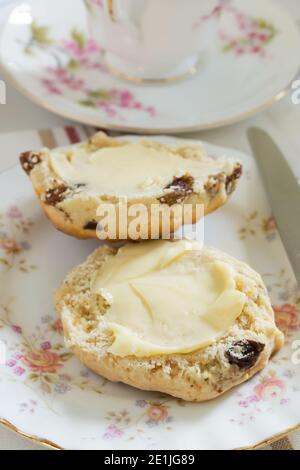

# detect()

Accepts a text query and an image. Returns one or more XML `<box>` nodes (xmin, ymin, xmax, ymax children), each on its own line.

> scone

<box><xmin>20</xmin><ymin>132</ymin><xmax>242</xmax><ymax>241</ymax></box>
<box><xmin>55</xmin><ymin>239</ymin><xmax>284</xmax><ymax>402</ymax></box>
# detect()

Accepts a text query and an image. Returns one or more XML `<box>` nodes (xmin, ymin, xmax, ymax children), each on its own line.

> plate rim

<box><xmin>0</xmin><ymin>60</ymin><xmax>296</xmax><ymax>135</ymax></box>
<box><xmin>1</xmin><ymin>416</ymin><xmax>300</xmax><ymax>451</ymax></box>
<box><xmin>0</xmin><ymin>0</ymin><xmax>299</xmax><ymax>134</ymax></box>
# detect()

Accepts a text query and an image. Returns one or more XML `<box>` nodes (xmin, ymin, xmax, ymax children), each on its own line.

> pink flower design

<box><xmin>6</xmin><ymin>206</ymin><xmax>22</xmax><ymax>219</ymax></box>
<box><xmin>31</xmin><ymin>25</ymin><xmax>157</xmax><ymax>119</ymax></box>
<box><xmin>96</xmin><ymin>101</ymin><xmax>118</xmax><ymax>118</ymax></box>
<box><xmin>13</xmin><ymin>353</ymin><xmax>23</xmax><ymax>360</ymax></box>
<box><xmin>220</xmin><ymin>6</ymin><xmax>276</xmax><ymax>56</ymax></box>
<box><xmin>0</xmin><ymin>239</ymin><xmax>20</xmax><ymax>254</ymax></box>
<box><xmin>102</xmin><ymin>424</ymin><xmax>123</xmax><ymax>440</ymax></box>
<box><xmin>194</xmin><ymin>0</ymin><xmax>228</xmax><ymax>27</ymax></box>
<box><xmin>22</xmin><ymin>350</ymin><xmax>63</xmax><ymax>373</ymax></box>
<box><xmin>63</xmin><ymin>39</ymin><xmax>99</xmax><ymax>63</ymax></box>
<box><xmin>273</xmin><ymin>304</ymin><xmax>300</xmax><ymax>333</ymax></box>
<box><xmin>254</xmin><ymin>376</ymin><xmax>286</xmax><ymax>401</ymax></box>
<box><xmin>6</xmin><ymin>359</ymin><xmax>17</xmax><ymax>368</ymax></box>
<box><xmin>280</xmin><ymin>398</ymin><xmax>289</xmax><ymax>405</ymax></box>
<box><xmin>41</xmin><ymin>79</ymin><xmax>62</xmax><ymax>95</ymax></box>
<box><xmin>146</xmin><ymin>405</ymin><xmax>169</xmax><ymax>423</ymax></box>
<box><xmin>238</xmin><ymin>395</ymin><xmax>259</xmax><ymax>408</ymax></box>
<box><xmin>251</xmin><ymin>46</ymin><xmax>262</xmax><ymax>55</ymax></box>
<box><xmin>48</xmin><ymin>67</ymin><xmax>85</xmax><ymax>91</ymax></box>
<box><xmin>109</xmin><ymin>89</ymin><xmax>156</xmax><ymax>117</ymax></box>
<box><xmin>41</xmin><ymin>341</ymin><xmax>51</xmax><ymax>351</ymax></box>
<box><xmin>12</xmin><ymin>325</ymin><xmax>22</xmax><ymax>334</ymax></box>
<box><xmin>62</xmin><ymin>32</ymin><xmax>103</xmax><ymax>71</ymax></box>
<box><xmin>51</xmin><ymin>319</ymin><xmax>64</xmax><ymax>334</ymax></box>
<box><xmin>14</xmin><ymin>367</ymin><xmax>26</xmax><ymax>376</ymax></box>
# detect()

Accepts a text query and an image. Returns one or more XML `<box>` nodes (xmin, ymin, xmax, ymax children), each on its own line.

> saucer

<box><xmin>0</xmin><ymin>0</ymin><xmax>299</xmax><ymax>134</ymax></box>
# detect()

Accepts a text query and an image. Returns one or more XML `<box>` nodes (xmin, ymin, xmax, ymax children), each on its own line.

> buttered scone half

<box><xmin>20</xmin><ymin>132</ymin><xmax>242</xmax><ymax>240</ymax></box>
<box><xmin>55</xmin><ymin>239</ymin><xmax>284</xmax><ymax>402</ymax></box>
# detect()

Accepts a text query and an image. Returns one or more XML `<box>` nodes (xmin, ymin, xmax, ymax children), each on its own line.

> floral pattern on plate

<box><xmin>0</xmin><ymin>136</ymin><xmax>300</xmax><ymax>450</ymax></box>
<box><xmin>239</xmin><ymin>212</ymin><xmax>277</xmax><ymax>241</ymax></box>
<box><xmin>1</xmin><ymin>0</ymin><xmax>298</xmax><ymax>132</ymax></box>
<box><xmin>219</xmin><ymin>4</ymin><xmax>277</xmax><ymax>56</ymax></box>
<box><xmin>230</xmin><ymin>370</ymin><xmax>292</xmax><ymax>426</ymax></box>
<box><xmin>194</xmin><ymin>1</ymin><xmax>277</xmax><ymax>56</ymax></box>
<box><xmin>1</xmin><ymin>281</ymin><xmax>105</xmax><ymax>410</ymax></box>
<box><xmin>102</xmin><ymin>399</ymin><xmax>175</xmax><ymax>442</ymax></box>
<box><xmin>0</xmin><ymin>206</ymin><xmax>36</xmax><ymax>272</ymax></box>
<box><xmin>22</xmin><ymin>23</ymin><xmax>156</xmax><ymax>120</ymax></box>
<box><xmin>23</xmin><ymin>2</ymin><xmax>277</xmax><ymax>117</ymax></box>
<box><xmin>229</xmin><ymin>270</ymin><xmax>300</xmax><ymax>426</ymax></box>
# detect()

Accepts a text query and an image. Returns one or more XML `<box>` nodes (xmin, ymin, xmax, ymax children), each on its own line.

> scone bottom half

<box><xmin>19</xmin><ymin>132</ymin><xmax>243</xmax><ymax>241</ymax></box>
<box><xmin>55</xmin><ymin>240</ymin><xmax>284</xmax><ymax>402</ymax></box>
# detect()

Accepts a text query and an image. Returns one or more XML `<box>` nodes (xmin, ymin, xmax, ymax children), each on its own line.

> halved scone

<box><xmin>20</xmin><ymin>132</ymin><xmax>242</xmax><ymax>241</ymax></box>
<box><xmin>55</xmin><ymin>239</ymin><xmax>284</xmax><ymax>402</ymax></box>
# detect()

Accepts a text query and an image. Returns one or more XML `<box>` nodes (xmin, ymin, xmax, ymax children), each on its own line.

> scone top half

<box><xmin>55</xmin><ymin>239</ymin><xmax>284</xmax><ymax>402</ymax></box>
<box><xmin>20</xmin><ymin>132</ymin><xmax>242</xmax><ymax>241</ymax></box>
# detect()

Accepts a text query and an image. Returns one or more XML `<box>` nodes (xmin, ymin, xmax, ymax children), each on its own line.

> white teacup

<box><xmin>86</xmin><ymin>0</ymin><xmax>229</xmax><ymax>83</ymax></box>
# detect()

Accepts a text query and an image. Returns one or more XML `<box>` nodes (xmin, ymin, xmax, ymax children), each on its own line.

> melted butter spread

<box><xmin>92</xmin><ymin>240</ymin><xmax>246</xmax><ymax>357</ymax></box>
<box><xmin>49</xmin><ymin>141</ymin><xmax>232</xmax><ymax>197</ymax></box>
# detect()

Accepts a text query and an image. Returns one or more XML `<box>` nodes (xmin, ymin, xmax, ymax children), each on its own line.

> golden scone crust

<box><xmin>55</xmin><ymin>245</ymin><xmax>284</xmax><ymax>402</ymax></box>
<box><xmin>20</xmin><ymin>132</ymin><xmax>242</xmax><ymax>241</ymax></box>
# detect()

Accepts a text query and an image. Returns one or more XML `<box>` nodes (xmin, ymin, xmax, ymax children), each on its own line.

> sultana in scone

<box><xmin>20</xmin><ymin>132</ymin><xmax>242</xmax><ymax>241</ymax></box>
<box><xmin>55</xmin><ymin>239</ymin><xmax>284</xmax><ymax>402</ymax></box>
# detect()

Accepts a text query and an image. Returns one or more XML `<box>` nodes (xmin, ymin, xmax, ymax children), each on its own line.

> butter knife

<box><xmin>247</xmin><ymin>128</ymin><xmax>300</xmax><ymax>284</ymax></box>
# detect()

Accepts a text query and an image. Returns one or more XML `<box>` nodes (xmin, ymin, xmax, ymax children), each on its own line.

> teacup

<box><xmin>86</xmin><ymin>0</ymin><xmax>229</xmax><ymax>83</ymax></box>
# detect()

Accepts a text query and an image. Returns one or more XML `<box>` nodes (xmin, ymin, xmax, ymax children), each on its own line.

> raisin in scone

<box><xmin>55</xmin><ymin>239</ymin><xmax>284</xmax><ymax>402</ymax></box>
<box><xmin>20</xmin><ymin>132</ymin><xmax>242</xmax><ymax>241</ymax></box>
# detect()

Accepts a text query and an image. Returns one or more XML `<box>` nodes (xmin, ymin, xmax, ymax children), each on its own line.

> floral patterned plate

<box><xmin>0</xmin><ymin>0</ymin><xmax>299</xmax><ymax>133</ymax></box>
<box><xmin>0</xmin><ymin>133</ymin><xmax>300</xmax><ymax>450</ymax></box>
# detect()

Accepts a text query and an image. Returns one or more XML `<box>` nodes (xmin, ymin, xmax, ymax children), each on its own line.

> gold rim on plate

<box><xmin>102</xmin><ymin>52</ymin><xmax>202</xmax><ymax>86</ymax></box>
<box><xmin>1</xmin><ymin>416</ymin><xmax>300</xmax><ymax>450</ymax></box>
<box><xmin>0</xmin><ymin>60</ymin><xmax>297</xmax><ymax>135</ymax></box>
<box><xmin>0</xmin><ymin>418</ymin><xmax>62</xmax><ymax>450</ymax></box>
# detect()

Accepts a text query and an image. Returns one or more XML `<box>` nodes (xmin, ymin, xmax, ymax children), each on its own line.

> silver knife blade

<box><xmin>247</xmin><ymin>128</ymin><xmax>300</xmax><ymax>285</ymax></box>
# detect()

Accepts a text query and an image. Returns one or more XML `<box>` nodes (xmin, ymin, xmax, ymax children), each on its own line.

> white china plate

<box><xmin>0</xmin><ymin>135</ymin><xmax>299</xmax><ymax>450</ymax></box>
<box><xmin>0</xmin><ymin>0</ymin><xmax>299</xmax><ymax>133</ymax></box>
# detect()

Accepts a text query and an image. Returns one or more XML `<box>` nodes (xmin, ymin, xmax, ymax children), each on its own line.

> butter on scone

<box><xmin>55</xmin><ymin>239</ymin><xmax>284</xmax><ymax>402</ymax></box>
<box><xmin>20</xmin><ymin>132</ymin><xmax>242</xmax><ymax>240</ymax></box>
